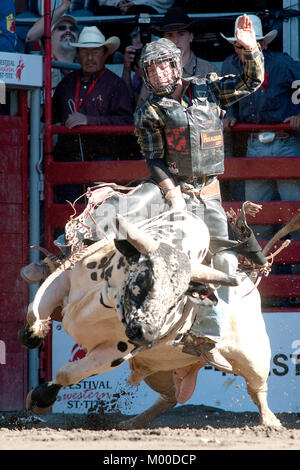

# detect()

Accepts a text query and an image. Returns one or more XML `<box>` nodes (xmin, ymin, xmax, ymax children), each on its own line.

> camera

<box><xmin>131</xmin><ymin>14</ymin><xmax>152</xmax><ymax>71</ymax></box>
<box><xmin>132</xmin><ymin>47</ymin><xmax>143</xmax><ymax>71</ymax></box>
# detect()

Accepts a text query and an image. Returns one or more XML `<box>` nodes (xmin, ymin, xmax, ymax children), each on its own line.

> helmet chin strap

<box><xmin>148</xmin><ymin>79</ymin><xmax>179</xmax><ymax>97</ymax></box>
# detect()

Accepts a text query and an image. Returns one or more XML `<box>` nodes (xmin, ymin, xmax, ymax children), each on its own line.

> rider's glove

<box><xmin>165</xmin><ymin>186</ymin><xmax>186</xmax><ymax>211</ymax></box>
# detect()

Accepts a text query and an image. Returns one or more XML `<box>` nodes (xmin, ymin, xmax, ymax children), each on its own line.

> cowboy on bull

<box><xmin>133</xmin><ymin>14</ymin><xmax>268</xmax><ymax>371</ymax></box>
<box><xmin>21</xmin><ymin>14</ymin><xmax>268</xmax><ymax>372</ymax></box>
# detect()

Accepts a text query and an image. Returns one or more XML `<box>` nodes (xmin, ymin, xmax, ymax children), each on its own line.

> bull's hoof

<box><xmin>26</xmin><ymin>382</ymin><xmax>62</xmax><ymax>414</ymax></box>
<box><xmin>116</xmin><ymin>417</ymin><xmax>148</xmax><ymax>430</ymax></box>
<box><xmin>260</xmin><ymin>412</ymin><xmax>282</xmax><ymax>428</ymax></box>
<box><xmin>18</xmin><ymin>324</ymin><xmax>43</xmax><ymax>349</ymax></box>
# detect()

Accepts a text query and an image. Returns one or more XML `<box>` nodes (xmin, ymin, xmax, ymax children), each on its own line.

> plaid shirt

<box><xmin>135</xmin><ymin>45</ymin><xmax>264</xmax><ymax>161</ymax></box>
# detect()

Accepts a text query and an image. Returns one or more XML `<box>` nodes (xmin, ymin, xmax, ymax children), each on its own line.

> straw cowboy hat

<box><xmin>151</xmin><ymin>7</ymin><xmax>196</xmax><ymax>36</ymax></box>
<box><xmin>70</xmin><ymin>26</ymin><xmax>120</xmax><ymax>55</ymax></box>
<box><xmin>220</xmin><ymin>14</ymin><xmax>277</xmax><ymax>46</ymax></box>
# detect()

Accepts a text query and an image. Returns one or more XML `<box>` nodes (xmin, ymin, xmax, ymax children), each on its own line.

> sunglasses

<box><xmin>56</xmin><ymin>24</ymin><xmax>78</xmax><ymax>32</ymax></box>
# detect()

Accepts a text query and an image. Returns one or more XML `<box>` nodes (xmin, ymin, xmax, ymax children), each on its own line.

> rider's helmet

<box><xmin>139</xmin><ymin>38</ymin><xmax>182</xmax><ymax>96</ymax></box>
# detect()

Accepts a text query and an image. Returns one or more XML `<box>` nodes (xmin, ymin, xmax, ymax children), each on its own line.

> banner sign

<box><xmin>52</xmin><ymin>312</ymin><xmax>300</xmax><ymax>415</ymax></box>
<box><xmin>0</xmin><ymin>52</ymin><xmax>43</xmax><ymax>88</ymax></box>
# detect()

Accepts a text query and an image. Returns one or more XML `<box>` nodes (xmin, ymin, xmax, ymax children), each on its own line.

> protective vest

<box><xmin>153</xmin><ymin>77</ymin><xmax>224</xmax><ymax>178</ymax></box>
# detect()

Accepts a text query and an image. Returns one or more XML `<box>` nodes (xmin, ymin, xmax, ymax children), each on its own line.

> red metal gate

<box><xmin>0</xmin><ymin>91</ymin><xmax>29</xmax><ymax>410</ymax></box>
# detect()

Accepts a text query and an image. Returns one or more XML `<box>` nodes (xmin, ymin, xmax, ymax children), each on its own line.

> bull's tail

<box><xmin>262</xmin><ymin>213</ymin><xmax>300</xmax><ymax>257</ymax></box>
<box><xmin>31</xmin><ymin>265</ymin><xmax>67</xmax><ymax>338</ymax></box>
<box><xmin>30</xmin><ymin>238</ymin><xmax>116</xmax><ymax>338</ymax></box>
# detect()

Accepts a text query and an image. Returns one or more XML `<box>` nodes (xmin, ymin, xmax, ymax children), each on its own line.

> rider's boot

<box><xmin>20</xmin><ymin>255</ymin><xmax>62</xmax><ymax>284</ymax></box>
<box><xmin>182</xmin><ymin>335</ymin><xmax>232</xmax><ymax>374</ymax></box>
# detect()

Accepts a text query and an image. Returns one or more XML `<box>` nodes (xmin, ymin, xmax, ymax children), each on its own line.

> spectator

<box><xmin>26</xmin><ymin>1</ymin><xmax>79</xmax><ymax>91</ymax></box>
<box><xmin>121</xmin><ymin>27</ymin><xmax>151</xmax><ymax>108</ymax></box>
<box><xmin>136</xmin><ymin>7</ymin><xmax>220</xmax><ymax>108</ymax></box>
<box><xmin>15</xmin><ymin>0</ymin><xmax>40</xmax><ymax>52</ymax></box>
<box><xmin>52</xmin><ymin>26</ymin><xmax>134</xmax><ymax>200</ymax></box>
<box><xmin>221</xmin><ymin>14</ymin><xmax>300</xmax><ymax>242</ymax></box>
<box><xmin>96</xmin><ymin>0</ymin><xmax>174</xmax><ymax>15</ymax></box>
<box><xmin>95</xmin><ymin>0</ymin><xmax>174</xmax><ymax>43</ymax></box>
<box><xmin>0</xmin><ymin>1</ymin><xmax>19</xmax><ymax>114</ymax></box>
<box><xmin>0</xmin><ymin>0</ymin><xmax>18</xmax><ymax>52</ymax></box>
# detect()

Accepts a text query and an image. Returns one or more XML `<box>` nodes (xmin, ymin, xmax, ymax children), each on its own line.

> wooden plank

<box><xmin>45</xmin><ymin>157</ymin><xmax>300</xmax><ymax>184</ymax></box>
<box><xmin>259</xmin><ymin>274</ymin><xmax>300</xmax><ymax>298</ymax></box>
<box><xmin>45</xmin><ymin>160</ymin><xmax>149</xmax><ymax>185</ymax></box>
<box><xmin>0</xmin><ymin>116</ymin><xmax>23</xmax><ymax>145</ymax></box>
<box><xmin>0</xmin><ymin>204</ymin><xmax>23</xmax><ymax>233</ymax></box>
<box><xmin>0</xmin><ymin>292</ymin><xmax>28</xmax><ymax>322</ymax></box>
<box><xmin>0</xmin><ymin>263</ymin><xmax>26</xmax><ymax>292</ymax></box>
<box><xmin>0</xmin><ymin>174</ymin><xmax>23</xmax><ymax>203</ymax></box>
<box><xmin>0</xmin><ymin>352</ymin><xmax>27</xmax><ymax>410</ymax></box>
<box><xmin>0</xmin><ymin>146</ymin><xmax>23</xmax><ymax>174</ymax></box>
<box><xmin>0</xmin><ymin>234</ymin><xmax>23</xmax><ymax>262</ymax></box>
<box><xmin>260</xmin><ymin>240</ymin><xmax>300</xmax><ymax>264</ymax></box>
<box><xmin>222</xmin><ymin>157</ymin><xmax>300</xmax><ymax>180</ymax></box>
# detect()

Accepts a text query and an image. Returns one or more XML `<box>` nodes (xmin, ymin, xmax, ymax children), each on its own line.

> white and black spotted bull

<box><xmin>20</xmin><ymin>210</ymin><xmax>300</xmax><ymax>429</ymax></box>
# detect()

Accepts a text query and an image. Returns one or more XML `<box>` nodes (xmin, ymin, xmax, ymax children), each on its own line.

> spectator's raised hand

<box><xmin>62</xmin><ymin>0</ymin><xmax>71</xmax><ymax>9</ymax></box>
<box><xmin>117</xmin><ymin>0</ymin><xmax>134</xmax><ymax>14</ymax></box>
<box><xmin>235</xmin><ymin>14</ymin><xmax>257</xmax><ymax>51</ymax></box>
<box><xmin>284</xmin><ymin>115</ymin><xmax>300</xmax><ymax>131</ymax></box>
<box><xmin>65</xmin><ymin>112</ymin><xmax>88</xmax><ymax>128</ymax></box>
<box><xmin>123</xmin><ymin>45</ymin><xmax>137</xmax><ymax>72</ymax></box>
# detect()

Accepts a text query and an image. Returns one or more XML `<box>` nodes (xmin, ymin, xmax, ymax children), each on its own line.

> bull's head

<box><xmin>115</xmin><ymin>215</ymin><xmax>239</xmax><ymax>349</ymax></box>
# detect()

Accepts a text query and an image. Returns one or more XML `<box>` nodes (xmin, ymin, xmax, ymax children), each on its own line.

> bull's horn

<box><xmin>190</xmin><ymin>261</ymin><xmax>240</xmax><ymax>286</ymax></box>
<box><xmin>262</xmin><ymin>213</ymin><xmax>300</xmax><ymax>256</ymax></box>
<box><xmin>115</xmin><ymin>214</ymin><xmax>159</xmax><ymax>255</ymax></box>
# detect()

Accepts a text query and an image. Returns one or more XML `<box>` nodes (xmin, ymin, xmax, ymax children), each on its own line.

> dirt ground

<box><xmin>0</xmin><ymin>405</ymin><xmax>300</xmax><ymax>452</ymax></box>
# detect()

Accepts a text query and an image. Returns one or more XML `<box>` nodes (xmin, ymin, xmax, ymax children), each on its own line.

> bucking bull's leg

<box><xmin>246</xmin><ymin>381</ymin><xmax>281</xmax><ymax>427</ymax></box>
<box><xmin>26</xmin><ymin>341</ymin><xmax>138</xmax><ymax>414</ymax></box>
<box><xmin>118</xmin><ymin>370</ymin><xmax>177</xmax><ymax>430</ymax></box>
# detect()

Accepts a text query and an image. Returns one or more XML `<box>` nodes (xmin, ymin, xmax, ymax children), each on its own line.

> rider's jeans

<box><xmin>190</xmin><ymin>250</ymin><xmax>238</xmax><ymax>342</ymax></box>
<box><xmin>187</xmin><ymin>196</ymin><xmax>239</xmax><ymax>342</ymax></box>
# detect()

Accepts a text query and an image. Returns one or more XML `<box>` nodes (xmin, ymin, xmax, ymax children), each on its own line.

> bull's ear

<box><xmin>114</xmin><ymin>239</ymin><xmax>140</xmax><ymax>262</ymax></box>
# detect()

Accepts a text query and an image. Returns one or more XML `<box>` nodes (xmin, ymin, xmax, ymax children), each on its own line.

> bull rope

<box><xmin>239</xmin><ymin>239</ymin><xmax>291</xmax><ymax>298</ymax></box>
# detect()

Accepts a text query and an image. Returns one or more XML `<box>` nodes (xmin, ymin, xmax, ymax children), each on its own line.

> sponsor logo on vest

<box><xmin>200</xmin><ymin>130</ymin><xmax>223</xmax><ymax>149</ymax></box>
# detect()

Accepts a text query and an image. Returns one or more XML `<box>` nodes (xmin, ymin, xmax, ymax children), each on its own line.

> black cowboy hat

<box><xmin>151</xmin><ymin>7</ymin><xmax>196</xmax><ymax>36</ymax></box>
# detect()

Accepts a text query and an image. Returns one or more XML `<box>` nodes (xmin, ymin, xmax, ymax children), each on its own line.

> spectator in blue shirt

<box><xmin>221</xmin><ymin>15</ymin><xmax>300</xmax><ymax>243</ymax></box>
<box><xmin>0</xmin><ymin>0</ymin><xmax>18</xmax><ymax>52</ymax></box>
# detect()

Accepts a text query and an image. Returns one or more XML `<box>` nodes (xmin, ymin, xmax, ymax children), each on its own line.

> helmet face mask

<box><xmin>140</xmin><ymin>38</ymin><xmax>182</xmax><ymax>96</ymax></box>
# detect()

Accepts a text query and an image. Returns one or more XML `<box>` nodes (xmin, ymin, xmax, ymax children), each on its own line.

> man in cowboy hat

<box><xmin>51</xmin><ymin>26</ymin><xmax>133</xmax><ymax>196</ymax></box>
<box><xmin>221</xmin><ymin>14</ymin><xmax>300</xmax><ymax>245</ymax></box>
<box><xmin>151</xmin><ymin>7</ymin><xmax>219</xmax><ymax>76</ymax></box>
<box><xmin>136</xmin><ymin>7</ymin><xmax>219</xmax><ymax>108</ymax></box>
<box><xmin>52</xmin><ymin>26</ymin><xmax>133</xmax><ymax>146</ymax></box>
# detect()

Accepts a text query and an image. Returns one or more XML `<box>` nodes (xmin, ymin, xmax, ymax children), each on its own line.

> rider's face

<box><xmin>147</xmin><ymin>60</ymin><xmax>176</xmax><ymax>88</ymax></box>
